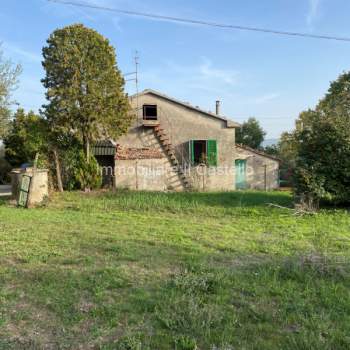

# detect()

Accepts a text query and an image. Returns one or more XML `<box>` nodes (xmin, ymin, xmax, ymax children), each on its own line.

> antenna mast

<box><xmin>124</xmin><ymin>51</ymin><xmax>140</xmax><ymax>119</ymax></box>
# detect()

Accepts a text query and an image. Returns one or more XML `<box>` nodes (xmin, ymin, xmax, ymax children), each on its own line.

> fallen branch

<box><xmin>267</xmin><ymin>203</ymin><xmax>293</xmax><ymax>210</ymax></box>
<box><xmin>267</xmin><ymin>203</ymin><xmax>316</xmax><ymax>216</ymax></box>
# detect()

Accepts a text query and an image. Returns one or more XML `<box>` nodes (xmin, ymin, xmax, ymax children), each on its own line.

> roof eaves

<box><xmin>236</xmin><ymin>144</ymin><xmax>282</xmax><ymax>162</ymax></box>
<box><xmin>131</xmin><ymin>89</ymin><xmax>240</xmax><ymax>128</ymax></box>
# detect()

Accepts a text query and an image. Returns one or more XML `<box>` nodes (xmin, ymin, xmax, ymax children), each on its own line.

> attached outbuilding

<box><xmin>235</xmin><ymin>144</ymin><xmax>280</xmax><ymax>190</ymax></box>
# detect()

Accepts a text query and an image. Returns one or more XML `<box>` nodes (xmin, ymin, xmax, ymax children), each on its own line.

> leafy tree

<box><xmin>62</xmin><ymin>148</ymin><xmax>101</xmax><ymax>190</ymax></box>
<box><xmin>263</xmin><ymin>144</ymin><xmax>279</xmax><ymax>157</ymax></box>
<box><xmin>293</xmin><ymin>72</ymin><xmax>350</xmax><ymax>207</ymax></box>
<box><xmin>41</xmin><ymin>24</ymin><xmax>132</xmax><ymax>163</ymax></box>
<box><xmin>0</xmin><ymin>46</ymin><xmax>21</xmax><ymax>138</ymax></box>
<box><xmin>261</xmin><ymin>135</ymin><xmax>297</xmax><ymax>188</ymax></box>
<box><xmin>4</xmin><ymin>108</ymin><xmax>47</xmax><ymax>167</ymax></box>
<box><xmin>236</xmin><ymin>117</ymin><xmax>266</xmax><ymax>149</ymax></box>
<box><xmin>277</xmin><ymin>132</ymin><xmax>298</xmax><ymax>168</ymax></box>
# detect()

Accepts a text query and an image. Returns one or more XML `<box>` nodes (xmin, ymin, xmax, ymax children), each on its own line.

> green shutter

<box><xmin>235</xmin><ymin>159</ymin><xmax>247</xmax><ymax>189</ymax></box>
<box><xmin>189</xmin><ymin>140</ymin><xmax>195</xmax><ymax>164</ymax></box>
<box><xmin>207</xmin><ymin>140</ymin><xmax>217</xmax><ymax>166</ymax></box>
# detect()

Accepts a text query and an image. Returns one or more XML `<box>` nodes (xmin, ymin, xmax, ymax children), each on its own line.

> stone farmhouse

<box><xmin>93</xmin><ymin>89</ymin><xmax>280</xmax><ymax>191</ymax></box>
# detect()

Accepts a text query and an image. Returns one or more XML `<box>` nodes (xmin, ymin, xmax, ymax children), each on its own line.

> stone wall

<box><xmin>235</xmin><ymin>146</ymin><xmax>279</xmax><ymax>190</ymax></box>
<box><xmin>10</xmin><ymin>168</ymin><xmax>49</xmax><ymax>207</ymax></box>
<box><xmin>115</xmin><ymin>127</ymin><xmax>184</xmax><ymax>191</ymax></box>
<box><xmin>118</xmin><ymin>91</ymin><xmax>237</xmax><ymax>191</ymax></box>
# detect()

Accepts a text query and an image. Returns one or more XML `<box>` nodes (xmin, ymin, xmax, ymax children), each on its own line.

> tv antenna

<box><xmin>124</xmin><ymin>50</ymin><xmax>139</xmax><ymax>96</ymax></box>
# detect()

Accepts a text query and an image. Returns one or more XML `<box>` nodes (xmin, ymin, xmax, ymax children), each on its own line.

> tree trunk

<box><xmin>84</xmin><ymin>138</ymin><xmax>91</xmax><ymax>192</ymax></box>
<box><xmin>53</xmin><ymin>148</ymin><xmax>64</xmax><ymax>192</ymax></box>
<box><xmin>86</xmin><ymin>138</ymin><xmax>90</xmax><ymax>163</ymax></box>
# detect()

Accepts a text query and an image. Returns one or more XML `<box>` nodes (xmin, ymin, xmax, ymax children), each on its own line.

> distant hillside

<box><xmin>262</xmin><ymin>139</ymin><xmax>279</xmax><ymax>147</ymax></box>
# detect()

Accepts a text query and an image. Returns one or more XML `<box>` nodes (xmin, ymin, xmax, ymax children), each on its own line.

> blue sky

<box><xmin>2</xmin><ymin>0</ymin><xmax>350</xmax><ymax>138</ymax></box>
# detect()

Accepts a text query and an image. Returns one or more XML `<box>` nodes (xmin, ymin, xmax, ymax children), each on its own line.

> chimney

<box><xmin>215</xmin><ymin>100</ymin><xmax>220</xmax><ymax>115</ymax></box>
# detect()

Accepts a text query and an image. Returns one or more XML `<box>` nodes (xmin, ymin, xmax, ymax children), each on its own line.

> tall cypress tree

<box><xmin>41</xmin><ymin>24</ymin><xmax>132</xmax><ymax>161</ymax></box>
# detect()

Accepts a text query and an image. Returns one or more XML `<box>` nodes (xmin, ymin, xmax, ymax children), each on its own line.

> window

<box><xmin>143</xmin><ymin>104</ymin><xmax>158</xmax><ymax>120</ymax></box>
<box><xmin>189</xmin><ymin>139</ymin><xmax>217</xmax><ymax>166</ymax></box>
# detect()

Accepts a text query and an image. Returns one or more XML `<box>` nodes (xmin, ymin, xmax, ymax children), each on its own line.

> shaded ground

<box><xmin>0</xmin><ymin>190</ymin><xmax>350</xmax><ymax>349</ymax></box>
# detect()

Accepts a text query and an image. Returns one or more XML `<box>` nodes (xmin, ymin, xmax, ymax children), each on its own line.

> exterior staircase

<box><xmin>152</xmin><ymin>124</ymin><xmax>191</xmax><ymax>190</ymax></box>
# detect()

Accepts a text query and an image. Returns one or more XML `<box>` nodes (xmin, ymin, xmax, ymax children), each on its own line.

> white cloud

<box><xmin>198</xmin><ymin>58</ymin><xmax>238</xmax><ymax>86</ymax></box>
<box><xmin>132</xmin><ymin>58</ymin><xmax>241</xmax><ymax>115</ymax></box>
<box><xmin>112</xmin><ymin>17</ymin><xmax>123</xmax><ymax>32</ymax></box>
<box><xmin>254</xmin><ymin>93</ymin><xmax>280</xmax><ymax>104</ymax></box>
<box><xmin>165</xmin><ymin>57</ymin><xmax>239</xmax><ymax>91</ymax></box>
<box><xmin>306</xmin><ymin>0</ymin><xmax>321</xmax><ymax>27</ymax></box>
<box><xmin>3</xmin><ymin>42</ymin><xmax>41</xmax><ymax>63</ymax></box>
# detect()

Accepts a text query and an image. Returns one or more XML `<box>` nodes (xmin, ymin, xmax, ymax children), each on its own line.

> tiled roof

<box><xmin>236</xmin><ymin>144</ymin><xmax>281</xmax><ymax>162</ymax></box>
<box><xmin>116</xmin><ymin>146</ymin><xmax>164</xmax><ymax>160</ymax></box>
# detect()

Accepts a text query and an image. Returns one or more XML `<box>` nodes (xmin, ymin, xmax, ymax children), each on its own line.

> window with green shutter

<box><xmin>188</xmin><ymin>139</ymin><xmax>217</xmax><ymax>167</ymax></box>
<box><xmin>207</xmin><ymin>139</ymin><xmax>217</xmax><ymax>166</ymax></box>
<box><xmin>189</xmin><ymin>140</ymin><xmax>195</xmax><ymax>164</ymax></box>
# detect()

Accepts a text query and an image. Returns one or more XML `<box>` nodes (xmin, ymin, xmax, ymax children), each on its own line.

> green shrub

<box><xmin>62</xmin><ymin>149</ymin><xmax>101</xmax><ymax>190</ymax></box>
<box><xmin>292</xmin><ymin>72</ymin><xmax>350</xmax><ymax>207</ymax></box>
<box><xmin>0</xmin><ymin>157</ymin><xmax>11</xmax><ymax>184</ymax></box>
<box><xmin>4</xmin><ymin>108</ymin><xmax>47</xmax><ymax>167</ymax></box>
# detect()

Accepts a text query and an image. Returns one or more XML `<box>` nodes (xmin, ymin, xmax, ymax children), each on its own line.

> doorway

<box><xmin>235</xmin><ymin>159</ymin><xmax>247</xmax><ymax>189</ymax></box>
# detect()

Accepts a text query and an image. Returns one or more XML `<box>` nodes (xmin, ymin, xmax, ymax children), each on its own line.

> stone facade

<box><xmin>10</xmin><ymin>168</ymin><xmax>49</xmax><ymax>207</ymax></box>
<box><xmin>114</xmin><ymin>89</ymin><xmax>238</xmax><ymax>191</ymax></box>
<box><xmin>115</xmin><ymin>127</ymin><xmax>184</xmax><ymax>191</ymax></box>
<box><xmin>235</xmin><ymin>145</ymin><xmax>280</xmax><ymax>190</ymax></box>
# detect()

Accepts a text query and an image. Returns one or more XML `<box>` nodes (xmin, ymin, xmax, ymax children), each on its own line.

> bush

<box><xmin>292</xmin><ymin>72</ymin><xmax>350</xmax><ymax>207</ymax></box>
<box><xmin>62</xmin><ymin>149</ymin><xmax>101</xmax><ymax>190</ymax></box>
<box><xmin>4</xmin><ymin>109</ymin><xmax>47</xmax><ymax>167</ymax></box>
<box><xmin>0</xmin><ymin>158</ymin><xmax>11</xmax><ymax>184</ymax></box>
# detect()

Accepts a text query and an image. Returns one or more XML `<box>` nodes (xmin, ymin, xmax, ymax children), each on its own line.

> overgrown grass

<box><xmin>1</xmin><ymin>190</ymin><xmax>350</xmax><ymax>349</ymax></box>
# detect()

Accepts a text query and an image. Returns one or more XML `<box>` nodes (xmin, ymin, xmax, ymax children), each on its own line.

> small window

<box><xmin>143</xmin><ymin>105</ymin><xmax>158</xmax><ymax>120</ymax></box>
<box><xmin>189</xmin><ymin>140</ymin><xmax>217</xmax><ymax>166</ymax></box>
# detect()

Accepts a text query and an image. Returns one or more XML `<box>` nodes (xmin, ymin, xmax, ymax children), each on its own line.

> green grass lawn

<box><xmin>1</xmin><ymin>190</ymin><xmax>350</xmax><ymax>349</ymax></box>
